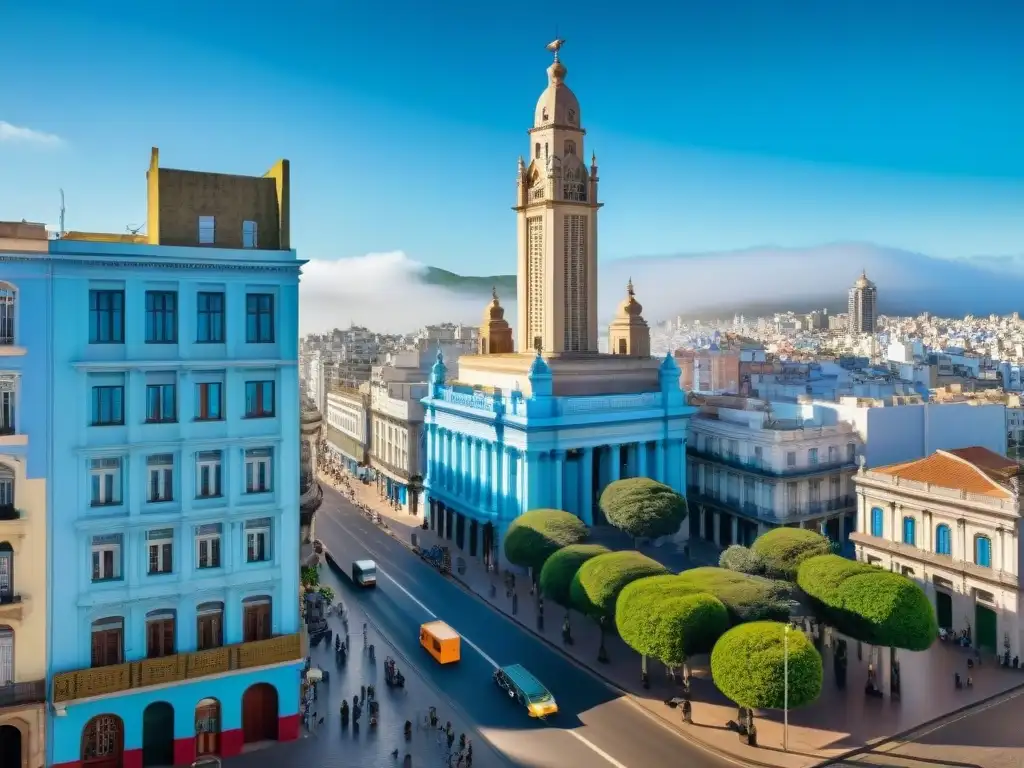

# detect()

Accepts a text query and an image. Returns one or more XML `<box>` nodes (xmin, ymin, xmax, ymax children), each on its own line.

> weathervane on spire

<box><xmin>546</xmin><ymin>38</ymin><xmax>565</xmax><ymax>62</ymax></box>
<box><xmin>492</xmin><ymin>285</ymin><xmax>498</xmax><ymax>300</ymax></box>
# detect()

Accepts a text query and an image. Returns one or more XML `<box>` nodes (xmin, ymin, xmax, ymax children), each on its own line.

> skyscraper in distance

<box><xmin>848</xmin><ymin>270</ymin><xmax>878</xmax><ymax>334</ymax></box>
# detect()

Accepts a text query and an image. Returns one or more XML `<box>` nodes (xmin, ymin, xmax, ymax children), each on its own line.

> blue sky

<box><xmin>4</xmin><ymin>0</ymin><xmax>1024</xmax><ymax>274</ymax></box>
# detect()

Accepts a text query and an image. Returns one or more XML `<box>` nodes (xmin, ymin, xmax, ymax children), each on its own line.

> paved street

<box><xmin>309</xmin><ymin>483</ymin><xmax>738</xmax><ymax>768</ymax></box>
<box><xmin>222</xmin><ymin>555</ymin><xmax>503</xmax><ymax>768</ymax></box>
<box><xmin>836</xmin><ymin>685</ymin><xmax>1024</xmax><ymax>768</ymax></box>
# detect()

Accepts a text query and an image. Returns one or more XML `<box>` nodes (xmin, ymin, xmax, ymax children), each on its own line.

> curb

<box><xmin>814</xmin><ymin>681</ymin><xmax>1024</xmax><ymax>766</ymax></box>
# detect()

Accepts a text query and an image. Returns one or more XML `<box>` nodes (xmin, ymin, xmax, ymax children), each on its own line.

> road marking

<box><xmin>320</xmin><ymin>504</ymin><xmax>715</xmax><ymax>768</ymax></box>
<box><xmin>567</xmin><ymin>730</ymin><xmax>632</xmax><ymax>768</ymax></box>
<box><xmin>377</xmin><ymin>568</ymin><xmax>502</xmax><ymax>669</ymax></box>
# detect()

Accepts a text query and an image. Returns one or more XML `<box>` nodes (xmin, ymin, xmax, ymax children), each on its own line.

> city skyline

<box><xmin>5</xmin><ymin>1</ymin><xmax>1024</xmax><ymax>282</ymax></box>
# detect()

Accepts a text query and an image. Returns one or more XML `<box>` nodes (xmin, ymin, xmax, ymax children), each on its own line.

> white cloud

<box><xmin>299</xmin><ymin>243</ymin><xmax>1024</xmax><ymax>337</ymax></box>
<box><xmin>0</xmin><ymin>121</ymin><xmax>62</xmax><ymax>146</ymax></box>
<box><xmin>299</xmin><ymin>251</ymin><xmax>509</xmax><ymax>334</ymax></box>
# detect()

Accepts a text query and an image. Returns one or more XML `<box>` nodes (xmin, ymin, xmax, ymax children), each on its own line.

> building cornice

<box><xmin>849</xmin><ymin>532</ymin><xmax>1018</xmax><ymax>590</ymax></box>
<box><xmin>528</xmin><ymin>124</ymin><xmax>587</xmax><ymax>135</ymax></box>
<box><xmin>513</xmin><ymin>200</ymin><xmax>604</xmax><ymax>213</ymax></box>
<box><xmin>71</xmin><ymin>359</ymin><xmax>298</xmax><ymax>372</ymax></box>
<box><xmin>855</xmin><ymin>476</ymin><xmax>1020</xmax><ymax>522</ymax></box>
<box><xmin>0</xmin><ymin>252</ymin><xmax>301</xmax><ymax>273</ymax></box>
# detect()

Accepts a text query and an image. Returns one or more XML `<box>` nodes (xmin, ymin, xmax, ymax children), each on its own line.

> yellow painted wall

<box><xmin>0</xmin><ymin>454</ymin><xmax>47</xmax><ymax>681</ymax></box>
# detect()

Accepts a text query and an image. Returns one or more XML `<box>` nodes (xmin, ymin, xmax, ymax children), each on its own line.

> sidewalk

<box><xmin>322</xmin><ymin>469</ymin><xmax>1024</xmax><ymax>768</ymax></box>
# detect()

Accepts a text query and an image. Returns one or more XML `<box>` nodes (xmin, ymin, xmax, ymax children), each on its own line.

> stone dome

<box><xmin>534</xmin><ymin>57</ymin><xmax>581</xmax><ymax>129</ymax></box>
<box><xmin>616</xmin><ymin>279</ymin><xmax>644</xmax><ymax>318</ymax></box>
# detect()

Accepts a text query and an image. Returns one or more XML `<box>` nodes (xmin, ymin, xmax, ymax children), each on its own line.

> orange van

<box><xmin>420</xmin><ymin>620</ymin><xmax>461</xmax><ymax>664</ymax></box>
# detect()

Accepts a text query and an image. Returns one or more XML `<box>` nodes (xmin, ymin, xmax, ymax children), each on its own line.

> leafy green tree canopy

<box><xmin>711</xmin><ymin>622</ymin><xmax>823</xmax><ymax>709</ymax></box>
<box><xmin>676</xmin><ymin>567</ymin><xmax>793</xmax><ymax>624</ymax></box>
<box><xmin>503</xmin><ymin>509</ymin><xmax>588</xmax><ymax>572</ymax></box>
<box><xmin>751</xmin><ymin>527</ymin><xmax>832</xmax><ymax>580</ymax></box>
<box><xmin>616</xmin><ymin>577</ymin><xmax>729</xmax><ymax>663</ymax></box>
<box><xmin>539</xmin><ymin>543</ymin><xmax>610</xmax><ymax>608</ymax></box>
<box><xmin>719</xmin><ymin>544</ymin><xmax>766</xmax><ymax>576</ymax></box>
<box><xmin>569</xmin><ymin>551</ymin><xmax>668</xmax><ymax>622</ymax></box>
<box><xmin>797</xmin><ymin>554</ymin><xmax>936</xmax><ymax>650</ymax></box>
<box><xmin>599</xmin><ymin>478</ymin><xmax>688</xmax><ymax>540</ymax></box>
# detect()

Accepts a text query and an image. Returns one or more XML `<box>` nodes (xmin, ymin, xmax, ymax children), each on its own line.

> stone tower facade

<box><xmin>608</xmin><ymin>279</ymin><xmax>651</xmax><ymax>356</ymax></box>
<box><xmin>514</xmin><ymin>41</ymin><xmax>601</xmax><ymax>356</ymax></box>
<box><xmin>478</xmin><ymin>287</ymin><xmax>515</xmax><ymax>354</ymax></box>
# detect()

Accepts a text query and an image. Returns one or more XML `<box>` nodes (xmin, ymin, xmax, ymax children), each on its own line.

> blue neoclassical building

<box><xmin>421</xmin><ymin>42</ymin><xmax>696</xmax><ymax>567</ymax></box>
<box><xmin>45</xmin><ymin>149</ymin><xmax>304</xmax><ymax>768</ymax></box>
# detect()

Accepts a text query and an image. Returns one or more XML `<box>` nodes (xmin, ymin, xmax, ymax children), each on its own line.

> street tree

<box><xmin>598</xmin><ymin>478</ymin><xmax>687</xmax><ymax>543</ymax></box>
<box><xmin>797</xmin><ymin>553</ymin><xmax>936</xmax><ymax>691</ymax></box>
<box><xmin>750</xmin><ymin>527</ymin><xmax>832</xmax><ymax>580</ymax></box>
<box><xmin>675</xmin><ymin>567</ymin><xmax>793</xmax><ymax>624</ymax></box>
<box><xmin>710</xmin><ymin>621</ymin><xmax>823</xmax><ymax>739</ymax></box>
<box><xmin>718</xmin><ymin>544</ymin><xmax>766</xmax><ymax>576</ymax></box>
<box><xmin>616</xmin><ymin>575</ymin><xmax>729</xmax><ymax>681</ymax></box>
<box><xmin>570</xmin><ymin>551</ymin><xmax>668</xmax><ymax>662</ymax></box>
<box><xmin>503</xmin><ymin>509</ymin><xmax>589</xmax><ymax>576</ymax></box>
<box><xmin>539</xmin><ymin>543</ymin><xmax>610</xmax><ymax>623</ymax></box>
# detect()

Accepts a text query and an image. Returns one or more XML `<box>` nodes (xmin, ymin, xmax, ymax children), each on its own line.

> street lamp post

<box><xmin>783</xmin><ymin>624</ymin><xmax>790</xmax><ymax>752</ymax></box>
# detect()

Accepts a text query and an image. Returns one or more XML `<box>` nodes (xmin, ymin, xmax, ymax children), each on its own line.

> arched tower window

<box><xmin>935</xmin><ymin>524</ymin><xmax>952</xmax><ymax>555</ymax></box>
<box><xmin>534</xmin><ymin>142</ymin><xmax>541</xmax><ymax>159</ymax></box>
<box><xmin>564</xmin><ymin>140</ymin><xmax>576</xmax><ymax>156</ymax></box>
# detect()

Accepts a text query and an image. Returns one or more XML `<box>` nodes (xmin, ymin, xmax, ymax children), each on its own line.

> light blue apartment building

<box><xmin>47</xmin><ymin>149</ymin><xmax>304</xmax><ymax>768</ymax></box>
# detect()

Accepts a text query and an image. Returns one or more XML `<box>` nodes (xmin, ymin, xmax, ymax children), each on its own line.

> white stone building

<box><xmin>851</xmin><ymin>447</ymin><xmax>1022</xmax><ymax>660</ymax></box>
<box><xmin>325</xmin><ymin>385</ymin><xmax>371</xmax><ymax>475</ymax></box>
<box><xmin>687</xmin><ymin>396</ymin><xmax>862</xmax><ymax>549</ymax></box>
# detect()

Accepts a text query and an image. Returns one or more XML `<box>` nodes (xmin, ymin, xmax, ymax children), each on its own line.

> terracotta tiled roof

<box><xmin>873</xmin><ymin>447</ymin><xmax>1018</xmax><ymax>499</ymax></box>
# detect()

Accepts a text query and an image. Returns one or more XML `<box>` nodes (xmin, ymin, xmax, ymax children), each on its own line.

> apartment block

<box><xmin>45</xmin><ymin>149</ymin><xmax>304</xmax><ymax>768</ymax></box>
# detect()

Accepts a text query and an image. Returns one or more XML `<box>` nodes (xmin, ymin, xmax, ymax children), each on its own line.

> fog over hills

<box><xmin>299</xmin><ymin>243</ymin><xmax>1024</xmax><ymax>334</ymax></box>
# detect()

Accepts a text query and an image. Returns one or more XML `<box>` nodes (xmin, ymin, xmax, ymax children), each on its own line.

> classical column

<box><xmin>521</xmin><ymin>451</ymin><xmax>532</xmax><ymax>515</ymax></box>
<box><xmin>553</xmin><ymin>450</ymin><xmax>565</xmax><ymax>511</ymax></box>
<box><xmin>856</xmin><ymin>493</ymin><xmax>866</xmax><ymax>534</ymax></box>
<box><xmin>997</xmin><ymin>527</ymin><xmax>1006</xmax><ymax>571</ymax></box>
<box><xmin>637</xmin><ymin>441</ymin><xmax>648</xmax><ymax>478</ymax></box>
<box><xmin>507</xmin><ymin>447</ymin><xmax>520</xmax><ymax>517</ymax></box>
<box><xmin>468</xmin><ymin>438</ymin><xmax>477</xmax><ymax>504</ymax></box>
<box><xmin>957</xmin><ymin>519</ymin><xmax>967</xmax><ymax>561</ymax></box>
<box><xmin>580</xmin><ymin>447</ymin><xmax>594</xmax><ymax>525</ymax></box>
<box><xmin>656</xmin><ymin>440</ymin><xmax>667</xmax><ymax>483</ymax></box>
<box><xmin>891</xmin><ymin>503</ymin><xmax>899</xmax><ymax>542</ymax></box>
<box><xmin>610</xmin><ymin>445</ymin><xmax>622</xmax><ymax>483</ymax></box>
<box><xmin>730</xmin><ymin>514</ymin><xmax>739</xmax><ymax>546</ymax></box>
<box><xmin>923</xmin><ymin>510</ymin><xmax>933</xmax><ymax>551</ymax></box>
<box><xmin>484</xmin><ymin>442</ymin><xmax>493</xmax><ymax>509</ymax></box>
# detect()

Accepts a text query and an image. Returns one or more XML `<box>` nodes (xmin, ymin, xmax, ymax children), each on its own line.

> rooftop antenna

<box><xmin>58</xmin><ymin>189</ymin><xmax>65</xmax><ymax>236</ymax></box>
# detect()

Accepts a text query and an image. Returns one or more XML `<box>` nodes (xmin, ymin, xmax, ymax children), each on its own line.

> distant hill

<box><xmin>423</xmin><ymin>267</ymin><xmax>516</xmax><ymax>295</ymax></box>
<box><xmin>418</xmin><ymin>243</ymin><xmax>1024</xmax><ymax>323</ymax></box>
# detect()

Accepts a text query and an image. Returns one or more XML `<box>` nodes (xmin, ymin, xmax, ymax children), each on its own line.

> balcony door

<box><xmin>243</xmin><ymin>598</ymin><xmax>271</xmax><ymax>642</ymax></box>
<box><xmin>0</xmin><ymin>626</ymin><xmax>12</xmax><ymax>685</ymax></box>
<box><xmin>146</xmin><ymin>612</ymin><xmax>176</xmax><ymax>659</ymax></box>
<box><xmin>0</xmin><ymin>543</ymin><xmax>11</xmax><ymax>601</ymax></box>
<box><xmin>91</xmin><ymin>619</ymin><xmax>123</xmax><ymax>667</ymax></box>
<box><xmin>196</xmin><ymin>603</ymin><xmax>224</xmax><ymax>651</ymax></box>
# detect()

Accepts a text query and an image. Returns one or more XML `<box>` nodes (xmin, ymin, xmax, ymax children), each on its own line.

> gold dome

<box><xmin>616</xmin><ymin>278</ymin><xmax>644</xmax><ymax>318</ymax></box>
<box><xmin>484</xmin><ymin>286</ymin><xmax>506</xmax><ymax>322</ymax></box>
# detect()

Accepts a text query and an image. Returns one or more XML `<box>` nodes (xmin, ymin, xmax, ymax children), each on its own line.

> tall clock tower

<box><xmin>515</xmin><ymin>40</ymin><xmax>601</xmax><ymax>355</ymax></box>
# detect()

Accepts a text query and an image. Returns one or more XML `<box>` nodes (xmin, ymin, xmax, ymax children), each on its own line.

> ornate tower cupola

<box><xmin>608</xmin><ymin>278</ymin><xmax>651</xmax><ymax>357</ymax></box>
<box><xmin>479</xmin><ymin>287</ymin><xmax>514</xmax><ymax>355</ymax></box>
<box><xmin>515</xmin><ymin>39</ymin><xmax>602</xmax><ymax>357</ymax></box>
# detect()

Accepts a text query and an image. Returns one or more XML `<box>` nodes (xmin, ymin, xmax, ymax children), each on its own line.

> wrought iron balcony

<box><xmin>687</xmin><ymin>446</ymin><xmax>857</xmax><ymax>479</ymax></box>
<box><xmin>0</xmin><ymin>679</ymin><xmax>45</xmax><ymax>708</ymax></box>
<box><xmin>0</xmin><ymin>504</ymin><xmax>19</xmax><ymax>521</ymax></box>
<box><xmin>687</xmin><ymin>488</ymin><xmax>856</xmax><ymax>523</ymax></box>
<box><xmin>51</xmin><ymin>632</ymin><xmax>302</xmax><ymax>704</ymax></box>
<box><xmin>0</xmin><ymin>425</ymin><xmax>13</xmax><ymax>437</ymax></box>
